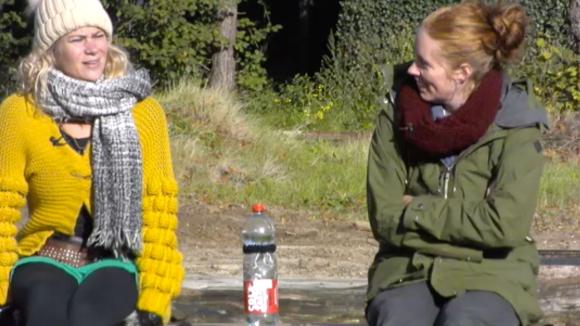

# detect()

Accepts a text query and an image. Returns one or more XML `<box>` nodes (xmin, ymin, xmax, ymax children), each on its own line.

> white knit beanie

<box><xmin>28</xmin><ymin>0</ymin><xmax>113</xmax><ymax>52</ymax></box>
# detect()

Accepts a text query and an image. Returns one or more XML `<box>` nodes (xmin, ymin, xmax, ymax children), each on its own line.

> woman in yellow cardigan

<box><xmin>0</xmin><ymin>0</ymin><xmax>184</xmax><ymax>325</ymax></box>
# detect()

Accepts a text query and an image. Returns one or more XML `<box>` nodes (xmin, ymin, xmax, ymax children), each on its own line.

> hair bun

<box><xmin>488</xmin><ymin>4</ymin><xmax>527</xmax><ymax>65</ymax></box>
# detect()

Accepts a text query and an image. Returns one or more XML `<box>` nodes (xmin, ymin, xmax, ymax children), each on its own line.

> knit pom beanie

<box><xmin>28</xmin><ymin>0</ymin><xmax>113</xmax><ymax>52</ymax></box>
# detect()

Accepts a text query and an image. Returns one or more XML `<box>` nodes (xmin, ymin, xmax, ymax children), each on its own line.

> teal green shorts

<box><xmin>11</xmin><ymin>256</ymin><xmax>138</xmax><ymax>285</ymax></box>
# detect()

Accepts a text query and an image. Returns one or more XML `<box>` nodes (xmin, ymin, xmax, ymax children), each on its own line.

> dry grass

<box><xmin>544</xmin><ymin>112</ymin><xmax>580</xmax><ymax>163</ymax></box>
<box><xmin>158</xmin><ymin>80</ymin><xmax>367</xmax><ymax>213</ymax></box>
<box><xmin>159</xmin><ymin>81</ymin><xmax>288</xmax><ymax>200</ymax></box>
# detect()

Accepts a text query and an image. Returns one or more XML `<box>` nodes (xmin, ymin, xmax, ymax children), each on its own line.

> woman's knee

<box><xmin>436</xmin><ymin>291</ymin><xmax>519</xmax><ymax>326</ymax></box>
<box><xmin>366</xmin><ymin>282</ymin><xmax>439</xmax><ymax>326</ymax></box>
<box><xmin>68</xmin><ymin>268</ymin><xmax>137</xmax><ymax>326</ymax></box>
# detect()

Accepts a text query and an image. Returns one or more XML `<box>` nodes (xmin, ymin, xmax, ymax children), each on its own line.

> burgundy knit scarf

<box><xmin>396</xmin><ymin>69</ymin><xmax>502</xmax><ymax>159</ymax></box>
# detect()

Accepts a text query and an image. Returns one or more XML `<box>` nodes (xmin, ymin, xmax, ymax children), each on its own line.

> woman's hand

<box><xmin>402</xmin><ymin>195</ymin><xmax>414</xmax><ymax>206</ymax></box>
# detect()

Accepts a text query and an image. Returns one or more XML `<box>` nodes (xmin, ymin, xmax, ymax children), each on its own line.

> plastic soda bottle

<box><xmin>242</xmin><ymin>203</ymin><xmax>279</xmax><ymax>325</ymax></box>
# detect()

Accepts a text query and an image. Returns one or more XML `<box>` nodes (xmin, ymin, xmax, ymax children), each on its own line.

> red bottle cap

<box><xmin>252</xmin><ymin>203</ymin><xmax>266</xmax><ymax>213</ymax></box>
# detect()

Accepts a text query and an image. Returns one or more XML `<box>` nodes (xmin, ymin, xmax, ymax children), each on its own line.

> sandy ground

<box><xmin>177</xmin><ymin>201</ymin><xmax>580</xmax><ymax>281</ymax></box>
<box><xmin>179</xmin><ymin>202</ymin><xmax>374</xmax><ymax>280</ymax></box>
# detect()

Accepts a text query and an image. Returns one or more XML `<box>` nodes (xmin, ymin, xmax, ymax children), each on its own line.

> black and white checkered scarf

<box><xmin>39</xmin><ymin>68</ymin><xmax>152</xmax><ymax>258</ymax></box>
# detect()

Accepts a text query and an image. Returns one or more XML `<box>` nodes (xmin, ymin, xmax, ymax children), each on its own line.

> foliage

<box><xmin>245</xmin><ymin>75</ymin><xmax>335</xmax><ymax>129</ymax></box>
<box><xmin>235</xmin><ymin>5</ymin><xmax>281</xmax><ymax>92</ymax></box>
<box><xmin>328</xmin><ymin>0</ymin><xmax>574</xmax><ymax>70</ymax></box>
<box><xmin>315</xmin><ymin>26</ymin><xmax>416</xmax><ymax>130</ymax></box>
<box><xmin>0</xmin><ymin>0</ymin><xmax>30</xmax><ymax>98</ymax></box>
<box><xmin>244</xmin><ymin>24</ymin><xmax>415</xmax><ymax>131</ymax></box>
<box><xmin>101</xmin><ymin>0</ymin><xmax>220</xmax><ymax>88</ymax></box>
<box><xmin>518</xmin><ymin>38</ymin><xmax>579</xmax><ymax>113</ymax></box>
<box><xmin>105</xmin><ymin>0</ymin><xmax>279</xmax><ymax>90</ymax></box>
<box><xmin>522</xmin><ymin>0</ymin><xmax>575</xmax><ymax>52</ymax></box>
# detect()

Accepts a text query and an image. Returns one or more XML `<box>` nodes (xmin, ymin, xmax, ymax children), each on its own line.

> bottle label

<box><xmin>243</xmin><ymin>279</ymin><xmax>279</xmax><ymax>315</ymax></box>
<box><xmin>243</xmin><ymin>243</ymin><xmax>277</xmax><ymax>254</ymax></box>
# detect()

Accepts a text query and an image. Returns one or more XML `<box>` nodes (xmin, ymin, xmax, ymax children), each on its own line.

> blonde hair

<box><xmin>422</xmin><ymin>0</ymin><xmax>528</xmax><ymax>83</ymax></box>
<box><xmin>18</xmin><ymin>42</ymin><xmax>131</xmax><ymax>103</ymax></box>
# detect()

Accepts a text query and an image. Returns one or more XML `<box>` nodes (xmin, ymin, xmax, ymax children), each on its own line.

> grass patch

<box><xmin>538</xmin><ymin>161</ymin><xmax>580</xmax><ymax>210</ymax></box>
<box><xmin>535</xmin><ymin>160</ymin><xmax>580</xmax><ymax>232</ymax></box>
<box><xmin>158</xmin><ymin>80</ymin><xmax>368</xmax><ymax>217</ymax></box>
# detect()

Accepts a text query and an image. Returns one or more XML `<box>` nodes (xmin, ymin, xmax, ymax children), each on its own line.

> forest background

<box><xmin>1</xmin><ymin>0</ymin><xmax>579</xmax><ymax>279</ymax></box>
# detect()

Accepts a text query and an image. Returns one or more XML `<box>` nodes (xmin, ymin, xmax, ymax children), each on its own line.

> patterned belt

<box><xmin>37</xmin><ymin>237</ymin><xmax>92</xmax><ymax>268</ymax></box>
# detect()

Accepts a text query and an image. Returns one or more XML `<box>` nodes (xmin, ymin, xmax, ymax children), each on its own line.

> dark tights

<box><xmin>9</xmin><ymin>263</ymin><xmax>138</xmax><ymax>326</ymax></box>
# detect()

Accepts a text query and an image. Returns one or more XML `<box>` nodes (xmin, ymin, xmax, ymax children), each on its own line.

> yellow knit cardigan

<box><xmin>0</xmin><ymin>94</ymin><xmax>184</xmax><ymax>322</ymax></box>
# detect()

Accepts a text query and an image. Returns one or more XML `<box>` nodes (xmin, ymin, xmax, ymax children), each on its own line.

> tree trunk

<box><xmin>572</xmin><ymin>0</ymin><xmax>580</xmax><ymax>54</ymax></box>
<box><xmin>209</xmin><ymin>0</ymin><xmax>238</xmax><ymax>90</ymax></box>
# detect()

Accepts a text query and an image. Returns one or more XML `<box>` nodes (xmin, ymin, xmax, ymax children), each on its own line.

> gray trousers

<box><xmin>366</xmin><ymin>281</ymin><xmax>519</xmax><ymax>326</ymax></box>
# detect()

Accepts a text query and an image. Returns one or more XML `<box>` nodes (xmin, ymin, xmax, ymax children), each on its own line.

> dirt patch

<box><xmin>179</xmin><ymin>202</ymin><xmax>375</xmax><ymax>279</ymax></box>
<box><xmin>178</xmin><ymin>201</ymin><xmax>580</xmax><ymax>280</ymax></box>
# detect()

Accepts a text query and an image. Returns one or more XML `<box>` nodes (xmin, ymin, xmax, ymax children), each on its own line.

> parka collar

<box><xmin>495</xmin><ymin>74</ymin><xmax>549</xmax><ymax>129</ymax></box>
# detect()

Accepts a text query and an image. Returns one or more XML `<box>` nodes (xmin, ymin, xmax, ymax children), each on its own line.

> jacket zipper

<box><xmin>443</xmin><ymin>167</ymin><xmax>451</xmax><ymax>199</ymax></box>
<box><xmin>438</xmin><ymin>165</ymin><xmax>453</xmax><ymax>199</ymax></box>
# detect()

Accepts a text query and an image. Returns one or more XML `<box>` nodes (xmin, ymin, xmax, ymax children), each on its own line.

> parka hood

<box><xmin>495</xmin><ymin>75</ymin><xmax>550</xmax><ymax>129</ymax></box>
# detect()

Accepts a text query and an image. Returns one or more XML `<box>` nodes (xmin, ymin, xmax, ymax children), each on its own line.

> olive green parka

<box><xmin>366</xmin><ymin>65</ymin><xmax>549</xmax><ymax>325</ymax></box>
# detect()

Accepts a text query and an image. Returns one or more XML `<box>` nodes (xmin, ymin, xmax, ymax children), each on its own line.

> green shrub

<box><xmin>329</xmin><ymin>0</ymin><xmax>574</xmax><ymax>71</ymax></box>
<box><xmin>102</xmin><ymin>0</ymin><xmax>220</xmax><ymax>88</ymax></box>
<box><xmin>243</xmin><ymin>75</ymin><xmax>321</xmax><ymax>129</ymax></box>
<box><xmin>315</xmin><ymin>26</ymin><xmax>416</xmax><ymax>130</ymax></box>
<box><xmin>515</xmin><ymin>38</ymin><xmax>579</xmax><ymax>113</ymax></box>
<box><xmin>244</xmin><ymin>23</ymin><xmax>415</xmax><ymax>132</ymax></box>
<box><xmin>0</xmin><ymin>0</ymin><xmax>30</xmax><ymax>98</ymax></box>
<box><xmin>271</xmin><ymin>75</ymin><xmax>335</xmax><ymax>129</ymax></box>
<box><xmin>106</xmin><ymin>0</ymin><xmax>279</xmax><ymax>90</ymax></box>
<box><xmin>523</xmin><ymin>0</ymin><xmax>575</xmax><ymax>52</ymax></box>
<box><xmin>235</xmin><ymin>9</ymin><xmax>281</xmax><ymax>92</ymax></box>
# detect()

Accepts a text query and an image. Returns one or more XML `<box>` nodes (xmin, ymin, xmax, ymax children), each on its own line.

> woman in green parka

<box><xmin>365</xmin><ymin>1</ymin><xmax>548</xmax><ymax>326</ymax></box>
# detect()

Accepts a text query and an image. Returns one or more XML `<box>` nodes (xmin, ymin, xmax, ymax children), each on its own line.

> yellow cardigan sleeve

<box><xmin>133</xmin><ymin>98</ymin><xmax>184</xmax><ymax>323</ymax></box>
<box><xmin>0</xmin><ymin>95</ymin><xmax>29</xmax><ymax>305</ymax></box>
